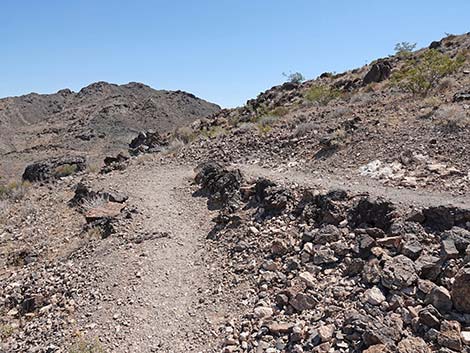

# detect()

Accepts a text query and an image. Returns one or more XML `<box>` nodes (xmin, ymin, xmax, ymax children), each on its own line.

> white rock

<box><xmin>299</xmin><ymin>271</ymin><xmax>316</xmax><ymax>288</ymax></box>
<box><xmin>461</xmin><ymin>331</ymin><xmax>470</xmax><ymax>345</ymax></box>
<box><xmin>365</xmin><ymin>286</ymin><xmax>385</xmax><ymax>305</ymax></box>
<box><xmin>254</xmin><ymin>306</ymin><xmax>273</xmax><ymax>318</ymax></box>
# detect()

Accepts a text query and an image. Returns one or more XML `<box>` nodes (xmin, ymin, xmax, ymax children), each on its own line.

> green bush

<box><xmin>304</xmin><ymin>85</ymin><xmax>341</xmax><ymax>105</ymax></box>
<box><xmin>53</xmin><ymin>164</ymin><xmax>78</xmax><ymax>177</ymax></box>
<box><xmin>394</xmin><ymin>41</ymin><xmax>416</xmax><ymax>57</ymax></box>
<box><xmin>283</xmin><ymin>71</ymin><xmax>305</xmax><ymax>84</ymax></box>
<box><xmin>391</xmin><ymin>49</ymin><xmax>465</xmax><ymax>96</ymax></box>
<box><xmin>0</xmin><ymin>180</ymin><xmax>30</xmax><ymax>201</ymax></box>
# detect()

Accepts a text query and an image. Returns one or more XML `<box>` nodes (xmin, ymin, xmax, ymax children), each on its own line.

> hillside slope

<box><xmin>0</xmin><ymin>81</ymin><xmax>220</xmax><ymax>178</ymax></box>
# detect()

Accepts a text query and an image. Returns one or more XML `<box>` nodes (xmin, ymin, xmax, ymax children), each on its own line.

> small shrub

<box><xmin>327</xmin><ymin>107</ymin><xmax>351</xmax><ymax>120</ymax></box>
<box><xmin>0</xmin><ymin>323</ymin><xmax>15</xmax><ymax>338</ymax></box>
<box><xmin>394</xmin><ymin>41</ymin><xmax>416</xmax><ymax>57</ymax></box>
<box><xmin>437</xmin><ymin>77</ymin><xmax>454</xmax><ymax>92</ymax></box>
<box><xmin>391</xmin><ymin>49</ymin><xmax>465</xmax><ymax>96</ymax></box>
<box><xmin>54</xmin><ymin>164</ymin><xmax>78</xmax><ymax>177</ymax></box>
<box><xmin>80</xmin><ymin>194</ymin><xmax>109</xmax><ymax>212</ymax></box>
<box><xmin>293</xmin><ymin>122</ymin><xmax>317</xmax><ymax>137</ymax></box>
<box><xmin>434</xmin><ymin>105</ymin><xmax>469</xmax><ymax>131</ymax></box>
<box><xmin>0</xmin><ymin>180</ymin><xmax>30</xmax><ymax>201</ymax></box>
<box><xmin>162</xmin><ymin>138</ymin><xmax>185</xmax><ymax>155</ymax></box>
<box><xmin>350</xmin><ymin>92</ymin><xmax>376</xmax><ymax>105</ymax></box>
<box><xmin>174</xmin><ymin>126</ymin><xmax>195</xmax><ymax>144</ymax></box>
<box><xmin>236</xmin><ymin>122</ymin><xmax>257</xmax><ymax>133</ymax></box>
<box><xmin>304</xmin><ymin>85</ymin><xmax>341</xmax><ymax>105</ymax></box>
<box><xmin>283</xmin><ymin>71</ymin><xmax>305</xmax><ymax>84</ymax></box>
<box><xmin>69</xmin><ymin>337</ymin><xmax>105</xmax><ymax>353</ymax></box>
<box><xmin>269</xmin><ymin>106</ymin><xmax>289</xmax><ymax>117</ymax></box>
<box><xmin>201</xmin><ymin>126</ymin><xmax>226</xmax><ymax>139</ymax></box>
<box><xmin>422</xmin><ymin>96</ymin><xmax>441</xmax><ymax>109</ymax></box>
<box><xmin>256</xmin><ymin>115</ymin><xmax>278</xmax><ymax>134</ymax></box>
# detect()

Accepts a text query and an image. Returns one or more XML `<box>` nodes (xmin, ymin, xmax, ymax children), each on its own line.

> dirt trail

<box><xmin>77</xmin><ymin>163</ymin><xmax>227</xmax><ymax>353</ymax></box>
<box><xmin>74</xmin><ymin>161</ymin><xmax>470</xmax><ymax>353</ymax></box>
<box><xmin>235</xmin><ymin>163</ymin><xmax>470</xmax><ymax>208</ymax></box>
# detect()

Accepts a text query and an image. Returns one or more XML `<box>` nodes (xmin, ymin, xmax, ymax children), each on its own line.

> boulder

<box><xmin>363</xmin><ymin>60</ymin><xmax>392</xmax><ymax>84</ymax></box>
<box><xmin>451</xmin><ymin>266</ymin><xmax>470</xmax><ymax>313</ymax></box>
<box><xmin>381</xmin><ymin>255</ymin><xmax>418</xmax><ymax>290</ymax></box>
<box><xmin>397</xmin><ymin>337</ymin><xmax>430</xmax><ymax>353</ymax></box>
<box><xmin>437</xmin><ymin>320</ymin><xmax>462</xmax><ymax>351</ymax></box>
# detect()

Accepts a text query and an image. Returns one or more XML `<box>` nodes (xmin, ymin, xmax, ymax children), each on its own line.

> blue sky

<box><xmin>1</xmin><ymin>1</ymin><xmax>469</xmax><ymax>107</ymax></box>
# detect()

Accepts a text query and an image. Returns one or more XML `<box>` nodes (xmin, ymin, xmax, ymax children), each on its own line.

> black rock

<box><xmin>22</xmin><ymin>156</ymin><xmax>87</xmax><ymax>182</ymax></box>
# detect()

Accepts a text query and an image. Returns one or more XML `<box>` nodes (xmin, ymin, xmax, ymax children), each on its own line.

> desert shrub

<box><xmin>350</xmin><ymin>92</ymin><xmax>376</xmax><ymax>105</ymax></box>
<box><xmin>255</xmin><ymin>115</ymin><xmax>278</xmax><ymax>134</ymax></box>
<box><xmin>0</xmin><ymin>180</ymin><xmax>30</xmax><ymax>201</ymax></box>
<box><xmin>293</xmin><ymin>122</ymin><xmax>317</xmax><ymax>137</ymax></box>
<box><xmin>433</xmin><ymin>105</ymin><xmax>469</xmax><ymax>131</ymax></box>
<box><xmin>53</xmin><ymin>164</ymin><xmax>78</xmax><ymax>177</ymax></box>
<box><xmin>304</xmin><ymin>85</ymin><xmax>341</xmax><ymax>105</ymax></box>
<box><xmin>174</xmin><ymin>126</ymin><xmax>195</xmax><ymax>144</ymax></box>
<box><xmin>201</xmin><ymin>126</ymin><xmax>226</xmax><ymax>139</ymax></box>
<box><xmin>162</xmin><ymin>138</ymin><xmax>185</xmax><ymax>155</ymax></box>
<box><xmin>236</xmin><ymin>122</ymin><xmax>257</xmax><ymax>133</ymax></box>
<box><xmin>80</xmin><ymin>193</ymin><xmax>109</xmax><ymax>212</ymax></box>
<box><xmin>0</xmin><ymin>323</ymin><xmax>15</xmax><ymax>339</ymax></box>
<box><xmin>391</xmin><ymin>49</ymin><xmax>465</xmax><ymax>96</ymax></box>
<box><xmin>437</xmin><ymin>77</ymin><xmax>454</xmax><ymax>92</ymax></box>
<box><xmin>394</xmin><ymin>41</ymin><xmax>416</xmax><ymax>57</ymax></box>
<box><xmin>69</xmin><ymin>338</ymin><xmax>105</xmax><ymax>353</ymax></box>
<box><xmin>283</xmin><ymin>71</ymin><xmax>305</xmax><ymax>84</ymax></box>
<box><xmin>422</xmin><ymin>96</ymin><xmax>442</xmax><ymax>109</ymax></box>
<box><xmin>269</xmin><ymin>106</ymin><xmax>289</xmax><ymax>117</ymax></box>
<box><xmin>327</xmin><ymin>107</ymin><xmax>351</xmax><ymax>120</ymax></box>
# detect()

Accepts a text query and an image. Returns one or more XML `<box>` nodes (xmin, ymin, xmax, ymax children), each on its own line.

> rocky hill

<box><xmin>1</xmin><ymin>33</ymin><xmax>470</xmax><ymax>353</ymax></box>
<box><xmin>0</xmin><ymin>81</ymin><xmax>220</xmax><ymax>178</ymax></box>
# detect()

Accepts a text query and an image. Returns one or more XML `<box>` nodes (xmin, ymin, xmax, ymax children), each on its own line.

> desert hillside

<box><xmin>0</xmin><ymin>81</ymin><xmax>220</xmax><ymax>178</ymax></box>
<box><xmin>1</xmin><ymin>33</ymin><xmax>470</xmax><ymax>353</ymax></box>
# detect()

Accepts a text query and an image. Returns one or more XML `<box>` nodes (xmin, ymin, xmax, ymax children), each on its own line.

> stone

<box><xmin>356</xmin><ymin>233</ymin><xmax>376</xmax><ymax>258</ymax></box>
<box><xmin>266</xmin><ymin>322</ymin><xmax>293</xmax><ymax>335</ymax></box>
<box><xmin>363</xmin><ymin>60</ymin><xmax>392</xmax><ymax>84</ymax></box>
<box><xmin>418</xmin><ymin>305</ymin><xmax>441</xmax><ymax>329</ymax></box>
<box><xmin>318</xmin><ymin>324</ymin><xmax>335</xmax><ymax>342</ymax></box>
<box><xmin>299</xmin><ymin>272</ymin><xmax>316</xmax><ymax>289</ymax></box>
<box><xmin>365</xmin><ymin>286</ymin><xmax>386</xmax><ymax>305</ymax></box>
<box><xmin>364</xmin><ymin>345</ymin><xmax>387</xmax><ymax>353</ymax></box>
<box><xmin>428</xmin><ymin>286</ymin><xmax>453</xmax><ymax>313</ymax></box>
<box><xmin>290</xmin><ymin>293</ymin><xmax>317</xmax><ymax>312</ymax></box>
<box><xmin>397</xmin><ymin>337</ymin><xmax>430</xmax><ymax>353</ymax></box>
<box><xmin>254</xmin><ymin>306</ymin><xmax>273</xmax><ymax>319</ymax></box>
<box><xmin>401</xmin><ymin>241</ymin><xmax>423</xmax><ymax>260</ymax></box>
<box><xmin>22</xmin><ymin>155</ymin><xmax>87</xmax><ymax>182</ymax></box>
<box><xmin>416</xmin><ymin>254</ymin><xmax>441</xmax><ymax>281</ymax></box>
<box><xmin>313</xmin><ymin>246</ymin><xmax>338</xmax><ymax>265</ymax></box>
<box><xmin>437</xmin><ymin>320</ymin><xmax>462</xmax><ymax>351</ymax></box>
<box><xmin>451</xmin><ymin>266</ymin><xmax>470</xmax><ymax>313</ymax></box>
<box><xmin>461</xmin><ymin>331</ymin><xmax>470</xmax><ymax>345</ymax></box>
<box><xmin>381</xmin><ymin>255</ymin><xmax>418</xmax><ymax>290</ymax></box>
<box><xmin>84</xmin><ymin>202</ymin><xmax>125</xmax><ymax>222</ymax></box>
<box><xmin>441</xmin><ymin>239</ymin><xmax>459</xmax><ymax>260</ymax></box>
<box><xmin>271</xmin><ymin>240</ymin><xmax>288</xmax><ymax>256</ymax></box>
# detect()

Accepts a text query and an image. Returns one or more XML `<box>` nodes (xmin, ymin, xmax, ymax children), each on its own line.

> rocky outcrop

<box><xmin>22</xmin><ymin>156</ymin><xmax>87</xmax><ymax>182</ymax></box>
<box><xmin>363</xmin><ymin>60</ymin><xmax>392</xmax><ymax>84</ymax></box>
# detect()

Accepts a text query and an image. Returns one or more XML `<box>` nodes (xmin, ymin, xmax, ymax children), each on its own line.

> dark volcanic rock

<box><xmin>451</xmin><ymin>266</ymin><xmax>470</xmax><ymax>313</ymax></box>
<box><xmin>363</xmin><ymin>60</ymin><xmax>392</xmax><ymax>84</ymax></box>
<box><xmin>22</xmin><ymin>156</ymin><xmax>87</xmax><ymax>182</ymax></box>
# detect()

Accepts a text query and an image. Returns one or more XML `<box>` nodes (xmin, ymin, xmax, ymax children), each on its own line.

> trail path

<box><xmin>77</xmin><ymin>163</ymin><xmax>228</xmax><ymax>353</ymax></box>
<box><xmin>235</xmin><ymin>163</ymin><xmax>470</xmax><ymax>208</ymax></box>
<box><xmin>76</xmin><ymin>161</ymin><xmax>469</xmax><ymax>353</ymax></box>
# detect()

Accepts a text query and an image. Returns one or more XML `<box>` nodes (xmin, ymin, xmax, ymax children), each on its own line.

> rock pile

<box><xmin>22</xmin><ymin>156</ymin><xmax>87</xmax><ymax>182</ymax></box>
<box><xmin>128</xmin><ymin>130</ymin><xmax>169</xmax><ymax>155</ymax></box>
<box><xmin>196</xmin><ymin>164</ymin><xmax>470</xmax><ymax>352</ymax></box>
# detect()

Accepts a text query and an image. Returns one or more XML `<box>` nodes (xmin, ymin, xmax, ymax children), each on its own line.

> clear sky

<box><xmin>1</xmin><ymin>1</ymin><xmax>469</xmax><ymax>107</ymax></box>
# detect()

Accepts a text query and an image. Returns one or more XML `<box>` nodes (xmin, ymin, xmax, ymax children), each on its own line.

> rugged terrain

<box><xmin>1</xmin><ymin>33</ymin><xmax>470</xmax><ymax>353</ymax></box>
<box><xmin>0</xmin><ymin>81</ymin><xmax>220</xmax><ymax>178</ymax></box>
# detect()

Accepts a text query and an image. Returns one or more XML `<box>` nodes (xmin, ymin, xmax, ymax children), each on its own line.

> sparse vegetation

<box><xmin>162</xmin><ymin>138</ymin><xmax>185</xmax><ymax>155</ymax></box>
<box><xmin>201</xmin><ymin>125</ymin><xmax>227</xmax><ymax>139</ymax></box>
<box><xmin>350</xmin><ymin>92</ymin><xmax>376</xmax><ymax>105</ymax></box>
<box><xmin>326</xmin><ymin>107</ymin><xmax>351</xmax><ymax>120</ymax></box>
<box><xmin>53</xmin><ymin>164</ymin><xmax>78</xmax><ymax>178</ymax></box>
<box><xmin>0</xmin><ymin>323</ymin><xmax>15</xmax><ymax>339</ymax></box>
<box><xmin>69</xmin><ymin>337</ymin><xmax>105</xmax><ymax>353</ymax></box>
<box><xmin>391</xmin><ymin>49</ymin><xmax>465</xmax><ymax>95</ymax></box>
<box><xmin>236</xmin><ymin>122</ymin><xmax>257</xmax><ymax>133</ymax></box>
<box><xmin>304</xmin><ymin>85</ymin><xmax>341</xmax><ymax>105</ymax></box>
<box><xmin>255</xmin><ymin>115</ymin><xmax>278</xmax><ymax>134</ymax></box>
<box><xmin>283</xmin><ymin>71</ymin><xmax>305</xmax><ymax>84</ymax></box>
<box><xmin>293</xmin><ymin>121</ymin><xmax>317</xmax><ymax>137</ymax></box>
<box><xmin>394</xmin><ymin>41</ymin><xmax>416</xmax><ymax>57</ymax></box>
<box><xmin>0</xmin><ymin>180</ymin><xmax>30</xmax><ymax>201</ymax></box>
<box><xmin>173</xmin><ymin>126</ymin><xmax>195</xmax><ymax>144</ymax></box>
<box><xmin>434</xmin><ymin>105</ymin><xmax>469</xmax><ymax>131</ymax></box>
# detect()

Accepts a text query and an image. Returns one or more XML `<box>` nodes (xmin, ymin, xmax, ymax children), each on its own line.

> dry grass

<box><xmin>69</xmin><ymin>337</ymin><xmax>105</xmax><ymax>353</ymax></box>
<box><xmin>293</xmin><ymin>122</ymin><xmax>318</xmax><ymax>137</ymax></box>
<box><xmin>0</xmin><ymin>180</ymin><xmax>30</xmax><ymax>201</ymax></box>
<box><xmin>434</xmin><ymin>105</ymin><xmax>469</xmax><ymax>131</ymax></box>
<box><xmin>53</xmin><ymin>164</ymin><xmax>78</xmax><ymax>177</ymax></box>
